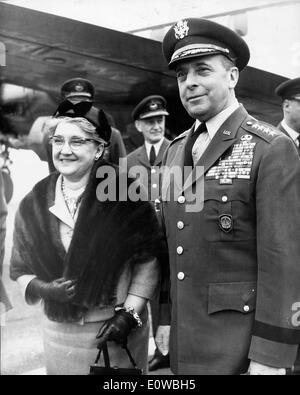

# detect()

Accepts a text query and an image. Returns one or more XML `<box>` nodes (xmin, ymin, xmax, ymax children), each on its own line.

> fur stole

<box><xmin>10</xmin><ymin>159</ymin><xmax>165</xmax><ymax>322</ymax></box>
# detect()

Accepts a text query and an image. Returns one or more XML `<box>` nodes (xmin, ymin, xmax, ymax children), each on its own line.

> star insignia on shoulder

<box><xmin>252</xmin><ymin>123</ymin><xmax>277</xmax><ymax>136</ymax></box>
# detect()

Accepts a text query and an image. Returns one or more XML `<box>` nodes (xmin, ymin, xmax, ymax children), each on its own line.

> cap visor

<box><xmin>139</xmin><ymin>110</ymin><xmax>169</xmax><ymax>119</ymax></box>
<box><xmin>169</xmin><ymin>50</ymin><xmax>224</xmax><ymax>69</ymax></box>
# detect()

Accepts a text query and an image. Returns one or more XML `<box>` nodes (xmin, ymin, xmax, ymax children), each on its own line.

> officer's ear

<box><xmin>283</xmin><ymin>99</ymin><xmax>291</xmax><ymax>113</ymax></box>
<box><xmin>135</xmin><ymin>120</ymin><xmax>143</xmax><ymax>133</ymax></box>
<box><xmin>229</xmin><ymin>66</ymin><xmax>239</xmax><ymax>89</ymax></box>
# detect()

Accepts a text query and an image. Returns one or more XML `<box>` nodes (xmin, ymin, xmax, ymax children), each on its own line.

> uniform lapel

<box><xmin>137</xmin><ymin>145</ymin><xmax>151</xmax><ymax>169</ymax></box>
<box><xmin>161</xmin><ymin>130</ymin><xmax>190</xmax><ymax>201</ymax></box>
<box><xmin>155</xmin><ymin>138</ymin><xmax>170</xmax><ymax>166</ymax></box>
<box><xmin>183</xmin><ymin>106</ymin><xmax>248</xmax><ymax>192</ymax></box>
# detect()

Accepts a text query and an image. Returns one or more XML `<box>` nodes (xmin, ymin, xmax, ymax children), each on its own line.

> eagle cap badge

<box><xmin>174</xmin><ymin>20</ymin><xmax>189</xmax><ymax>40</ymax></box>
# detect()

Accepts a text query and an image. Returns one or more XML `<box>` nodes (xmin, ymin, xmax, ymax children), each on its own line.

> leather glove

<box><xmin>27</xmin><ymin>277</ymin><xmax>76</xmax><ymax>303</ymax></box>
<box><xmin>96</xmin><ymin>309</ymin><xmax>138</xmax><ymax>347</ymax></box>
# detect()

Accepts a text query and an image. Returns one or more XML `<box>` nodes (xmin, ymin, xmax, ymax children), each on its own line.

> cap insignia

<box><xmin>149</xmin><ymin>101</ymin><xmax>159</xmax><ymax>110</ymax></box>
<box><xmin>174</xmin><ymin>20</ymin><xmax>189</xmax><ymax>40</ymax></box>
<box><xmin>75</xmin><ymin>83</ymin><xmax>84</xmax><ymax>92</ymax></box>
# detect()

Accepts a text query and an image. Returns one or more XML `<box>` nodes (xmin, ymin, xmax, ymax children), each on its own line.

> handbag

<box><xmin>89</xmin><ymin>341</ymin><xmax>143</xmax><ymax>375</ymax></box>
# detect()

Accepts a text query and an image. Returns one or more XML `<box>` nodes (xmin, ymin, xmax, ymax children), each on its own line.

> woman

<box><xmin>10</xmin><ymin>100</ymin><xmax>164</xmax><ymax>375</ymax></box>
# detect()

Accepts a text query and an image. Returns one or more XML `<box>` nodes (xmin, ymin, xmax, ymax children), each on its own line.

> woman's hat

<box><xmin>53</xmin><ymin>99</ymin><xmax>112</xmax><ymax>144</ymax></box>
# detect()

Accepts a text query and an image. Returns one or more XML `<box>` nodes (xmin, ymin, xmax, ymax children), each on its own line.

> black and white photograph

<box><xmin>0</xmin><ymin>0</ymin><xmax>300</xmax><ymax>377</ymax></box>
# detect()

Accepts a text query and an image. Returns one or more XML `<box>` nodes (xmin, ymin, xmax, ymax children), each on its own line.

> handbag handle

<box><xmin>94</xmin><ymin>341</ymin><xmax>138</xmax><ymax>368</ymax></box>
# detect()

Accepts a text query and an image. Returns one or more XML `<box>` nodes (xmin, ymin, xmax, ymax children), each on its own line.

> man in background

<box><xmin>127</xmin><ymin>95</ymin><xmax>170</xmax><ymax>371</ymax></box>
<box><xmin>275</xmin><ymin>77</ymin><xmax>300</xmax><ymax>155</ymax></box>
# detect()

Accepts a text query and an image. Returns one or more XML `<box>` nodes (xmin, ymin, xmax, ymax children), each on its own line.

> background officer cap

<box><xmin>162</xmin><ymin>18</ymin><xmax>250</xmax><ymax>71</ymax></box>
<box><xmin>132</xmin><ymin>95</ymin><xmax>169</xmax><ymax>121</ymax></box>
<box><xmin>275</xmin><ymin>77</ymin><xmax>300</xmax><ymax>100</ymax></box>
<box><xmin>61</xmin><ymin>77</ymin><xmax>95</xmax><ymax>102</ymax></box>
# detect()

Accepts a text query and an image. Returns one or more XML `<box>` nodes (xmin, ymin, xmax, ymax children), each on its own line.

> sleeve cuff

<box><xmin>17</xmin><ymin>275</ymin><xmax>40</xmax><ymax>305</ymax></box>
<box><xmin>249</xmin><ymin>335</ymin><xmax>298</xmax><ymax>368</ymax></box>
<box><xmin>128</xmin><ymin>283</ymin><xmax>156</xmax><ymax>300</ymax></box>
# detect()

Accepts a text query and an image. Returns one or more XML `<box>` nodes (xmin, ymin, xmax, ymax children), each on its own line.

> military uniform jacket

<box><xmin>127</xmin><ymin>138</ymin><xmax>170</xmax><ymax>201</ymax></box>
<box><xmin>277</xmin><ymin>122</ymin><xmax>300</xmax><ymax>156</ymax></box>
<box><xmin>161</xmin><ymin>105</ymin><xmax>300</xmax><ymax>375</ymax></box>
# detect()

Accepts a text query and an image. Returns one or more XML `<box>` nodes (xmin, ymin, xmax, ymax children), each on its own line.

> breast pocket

<box><xmin>203</xmin><ymin>180</ymin><xmax>255</xmax><ymax>242</ymax></box>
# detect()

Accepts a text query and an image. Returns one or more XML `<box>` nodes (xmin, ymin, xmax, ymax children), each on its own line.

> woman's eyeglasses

<box><xmin>49</xmin><ymin>136</ymin><xmax>100</xmax><ymax>150</ymax></box>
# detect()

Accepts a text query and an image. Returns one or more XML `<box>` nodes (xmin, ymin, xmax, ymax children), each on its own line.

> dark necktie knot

<box><xmin>194</xmin><ymin>122</ymin><xmax>207</xmax><ymax>136</ymax></box>
<box><xmin>149</xmin><ymin>145</ymin><xmax>156</xmax><ymax>166</ymax></box>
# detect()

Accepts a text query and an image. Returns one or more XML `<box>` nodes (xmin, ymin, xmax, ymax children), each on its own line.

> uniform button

<box><xmin>177</xmin><ymin>221</ymin><xmax>184</xmax><ymax>230</ymax></box>
<box><xmin>178</xmin><ymin>196</ymin><xmax>185</xmax><ymax>204</ymax></box>
<box><xmin>151</xmin><ymin>168</ymin><xmax>156</xmax><ymax>174</ymax></box>
<box><xmin>177</xmin><ymin>272</ymin><xmax>185</xmax><ymax>281</ymax></box>
<box><xmin>176</xmin><ymin>246</ymin><xmax>184</xmax><ymax>255</ymax></box>
<box><xmin>222</xmin><ymin>195</ymin><xmax>228</xmax><ymax>202</ymax></box>
<box><xmin>243</xmin><ymin>305</ymin><xmax>250</xmax><ymax>313</ymax></box>
<box><xmin>246</xmin><ymin>121</ymin><xmax>253</xmax><ymax>126</ymax></box>
<box><xmin>152</xmin><ymin>183</ymin><xmax>158</xmax><ymax>188</ymax></box>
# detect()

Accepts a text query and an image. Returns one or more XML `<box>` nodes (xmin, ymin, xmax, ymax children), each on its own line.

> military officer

<box><xmin>61</xmin><ymin>78</ymin><xmax>126</xmax><ymax>164</ymax></box>
<box><xmin>156</xmin><ymin>18</ymin><xmax>300</xmax><ymax>375</ymax></box>
<box><xmin>127</xmin><ymin>95</ymin><xmax>170</xmax><ymax>203</ymax></box>
<box><xmin>275</xmin><ymin>77</ymin><xmax>300</xmax><ymax>155</ymax></box>
<box><xmin>127</xmin><ymin>95</ymin><xmax>170</xmax><ymax>371</ymax></box>
<box><xmin>46</xmin><ymin>78</ymin><xmax>126</xmax><ymax>172</ymax></box>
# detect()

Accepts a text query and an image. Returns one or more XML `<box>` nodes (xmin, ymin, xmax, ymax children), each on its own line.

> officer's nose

<box><xmin>186</xmin><ymin>70</ymin><xmax>199</xmax><ymax>89</ymax></box>
<box><xmin>153</xmin><ymin>121</ymin><xmax>161</xmax><ymax>129</ymax></box>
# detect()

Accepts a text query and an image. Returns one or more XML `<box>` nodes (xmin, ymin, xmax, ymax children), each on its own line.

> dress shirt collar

<box><xmin>145</xmin><ymin>138</ymin><xmax>164</xmax><ymax>158</ymax></box>
<box><xmin>195</xmin><ymin>99</ymin><xmax>240</xmax><ymax>140</ymax></box>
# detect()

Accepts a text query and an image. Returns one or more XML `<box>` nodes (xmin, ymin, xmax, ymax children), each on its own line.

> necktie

<box><xmin>149</xmin><ymin>145</ymin><xmax>156</xmax><ymax>166</ymax></box>
<box><xmin>184</xmin><ymin>123</ymin><xmax>207</xmax><ymax>168</ymax></box>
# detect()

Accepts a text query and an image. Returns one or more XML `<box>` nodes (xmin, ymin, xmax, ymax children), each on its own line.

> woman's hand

<box><xmin>96</xmin><ymin>309</ymin><xmax>138</xmax><ymax>347</ymax></box>
<box><xmin>27</xmin><ymin>277</ymin><xmax>76</xmax><ymax>303</ymax></box>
